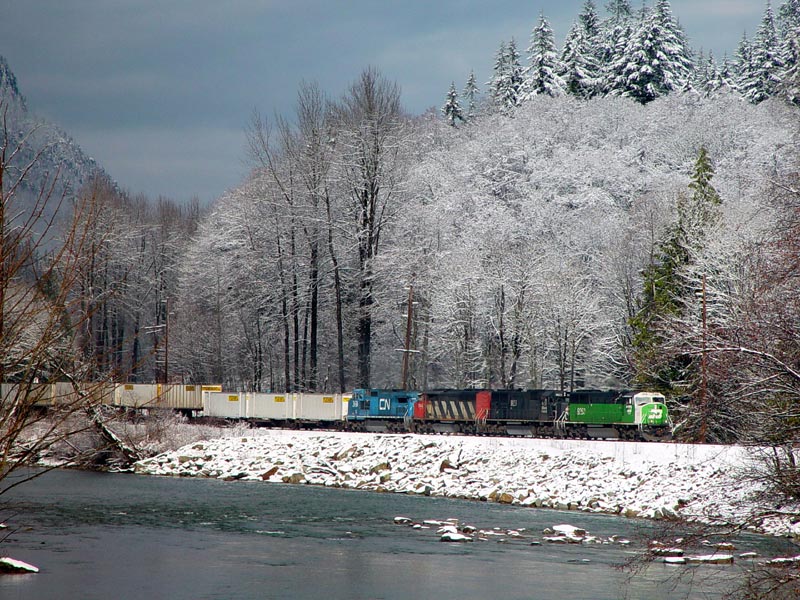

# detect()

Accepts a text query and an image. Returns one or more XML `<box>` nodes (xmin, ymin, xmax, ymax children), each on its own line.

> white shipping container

<box><xmin>1</xmin><ymin>383</ymin><xmax>54</xmax><ymax>406</ymax></box>
<box><xmin>247</xmin><ymin>393</ymin><xmax>294</xmax><ymax>420</ymax></box>
<box><xmin>295</xmin><ymin>393</ymin><xmax>343</xmax><ymax>421</ymax></box>
<box><xmin>53</xmin><ymin>381</ymin><xmax>113</xmax><ymax>406</ymax></box>
<box><xmin>153</xmin><ymin>384</ymin><xmax>219</xmax><ymax>410</ymax></box>
<box><xmin>204</xmin><ymin>391</ymin><xmax>247</xmax><ymax>418</ymax></box>
<box><xmin>342</xmin><ymin>394</ymin><xmax>351</xmax><ymax>418</ymax></box>
<box><xmin>115</xmin><ymin>384</ymin><xmax>159</xmax><ymax>408</ymax></box>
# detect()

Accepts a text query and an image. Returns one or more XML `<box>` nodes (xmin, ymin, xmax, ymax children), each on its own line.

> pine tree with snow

<box><xmin>487</xmin><ymin>41</ymin><xmax>508</xmax><ymax>108</ymax></box>
<box><xmin>522</xmin><ymin>12</ymin><xmax>565</xmax><ymax>100</ymax></box>
<box><xmin>462</xmin><ymin>70</ymin><xmax>480</xmax><ymax>119</ymax></box>
<box><xmin>780</xmin><ymin>33</ymin><xmax>800</xmax><ymax>104</ymax></box>
<box><xmin>560</xmin><ymin>22</ymin><xmax>601</xmax><ymax>98</ymax></box>
<box><xmin>630</xmin><ymin>146</ymin><xmax>721</xmax><ymax>395</ymax></box>
<box><xmin>740</xmin><ymin>2</ymin><xmax>784</xmax><ymax>103</ymax></box>
<box><xmin>778</xmin><ymin>0</ymin><xmax>800</xmax><ymax>104</ymax></box>
<box><xmin>505</xmin><ymin>38</ymin><xmax>524</xmax><ymax>107</ymax></box>
<box><xmin>579</xmin><ymin>0</ymin><xmax>602</xmax><ymax>40</ymax></box>
<box><xmin>651</xmin><ymin>0</ymin><xmax>694</xmax><ymax>84</ymax></box>
<box><xmin>779</xmin><ymin>0</ymin><xmax>800</xmax><ymax>35</ymax></box>
<box><xmin>609</xmin><ymin>0</ymin><xmax>694</xmax><ymax>103</ymax></box>
<box><xmin>606</xmin><ymin>0</ymin><xmax>632</xmax><ymax>20</ymax></box>
<box><xmin>702</xmin><ymin>51</ymin><xmax>736</xmax><ymax>96</ymax></box>
<box><xmin>487</xmin><ymin>40</ymin><xmax>523</xmax><ymax>111</ymax></box>
<box><xmin>561</xmin><ymin>2</ymin><xmax>604</xmax><ymax>99</ymax></box>
<box><xmin>598</xmin><ymin>0</ymin><xmax>634</xmax><ymax>94</ymax></box>
<box><xmin>442</xmin><ymin>82</ymin><xmax>465</xmax><ymax>126</ymax></box>
<box><xmin>734</xmin><ymin>32</ymin><xmax>754</xmax><ymax>93</ymax></box>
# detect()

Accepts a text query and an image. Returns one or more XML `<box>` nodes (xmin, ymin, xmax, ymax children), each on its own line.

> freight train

<box><xmin>4</xmin><ymin>381</ymin><xmax>672</xmax><ymax>441</ymax></box>
<box><xmin>345</xmin><ymin>388</ymin><xmax>672</xmax><ymax>441</ymax></box>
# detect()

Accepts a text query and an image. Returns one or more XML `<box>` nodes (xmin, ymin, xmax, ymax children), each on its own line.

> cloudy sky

<box><xmin>1</xmin><ymin>1</ymin><xmax>764</xmax><ymax>203</ymax></box>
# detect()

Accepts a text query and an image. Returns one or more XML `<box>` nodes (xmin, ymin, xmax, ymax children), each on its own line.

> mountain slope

<box><xmin>1</xmin><ymin>55</ymin><xmax>108</xmax><ymax>208</ymax></box>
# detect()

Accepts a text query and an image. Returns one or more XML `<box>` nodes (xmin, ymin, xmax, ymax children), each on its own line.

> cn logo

<box><xmin>379</xmin><ymin>398</ymin><xmax>391</xmax><ymax>411</ymax></box>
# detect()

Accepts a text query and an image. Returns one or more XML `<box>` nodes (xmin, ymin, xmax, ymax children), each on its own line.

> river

<box><xmin>0</xmin><ymin>469</ymin><xmax>790</xmax><ymax>599</ymax></box>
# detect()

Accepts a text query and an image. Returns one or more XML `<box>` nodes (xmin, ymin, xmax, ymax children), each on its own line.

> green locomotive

<box><xmin>567</xmin><ymin>391</ymin><xmax>671</xmax><ymax>440</ymax></box>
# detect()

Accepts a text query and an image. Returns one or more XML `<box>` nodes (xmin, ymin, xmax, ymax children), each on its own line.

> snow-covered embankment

<box><xmin>134</xmin><ymin>430</ymin><xmax>798</xmax><ymax>537</ymax></box>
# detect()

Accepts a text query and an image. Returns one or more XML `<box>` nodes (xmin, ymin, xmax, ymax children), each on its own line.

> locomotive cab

<box><xmin>631</xmin><ymin>392</ymin><xmax>669</xmax><ymax>426</ymax></box>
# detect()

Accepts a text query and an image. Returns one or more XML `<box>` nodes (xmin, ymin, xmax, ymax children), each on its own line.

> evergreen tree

<box><xmin>462</xmin><ymin>70</ymin><xmax>480</xmax><ymax>119</ymax></box>
<box><xmin>693</xmin><ymin>49</ymin><xmax>709</xmax><ymax>91</ymax></box>
<box><xmin>704</xmin><ymin>52</ymin><xmax>737</xmax><ymax>96</ymax></box>
<box><xmin>778</xmin><ymin>0</ymin><xmax>800</xmax><ymax>104</ymax></box>
<box><xmin>599</xmin><ymin>0</ymin><xmax>634</xmax><ymax>93</ymax></box>
<box><xmin>561</xmin><ymin>22</ymin><xmax>601</xmax><ymax>98</ymax></box>
<box><xmin>741</xmin><ymin>2</ymin><xmax>784</xmax><ymax>103</ymax></box>
<box><xmin>780</xmin><ymin>34</ymin><xmax>800</xmax><ymax>104</ymax></box>
<box><xmin>630</xmin><ymin>146</ymin><xmax>722</xmax><ymax>393</ymax></box>
<box><xmin>610</xmin><ymin>0</ymin><xmax>694</xmax><ymax>103</ymax></box>
<box><xmin>779</xmin><ymin>0</ymin><xmax>800</xmax><ymax>36</ymax></box>
<box><xmin>734</xmin><ymin>32</ymin><xmax>754</xmax><ymax>93</ymax></box>
<box><xmin>605</xmin><ymin>0</ymin><xmax>632</xmax><ymax>20</ymax></box>
<box><xmin>579</xmin><ymin>0</ymin><xmax>602</xmax><ymax>40</ymax></box>
<box><xmin>442</xmin><ymin>82</ymin><xmax>465</xmax><ymax>126</ymax></box>
<box><xmin>522</xmin><ymin>12</ymin><xmax>565</xmax><ymax>100</ymax></box>
<box><xmin>561</xmin><ymin>2</ymin><xmax>604</xmax><ymax>99</ymax></box>
<box><xmin>487</xmin><ymin>40</ymin><xmax>523</xmax><ymax>111</ymax></box>
<box><xmin>487</xmin><ymin>41</ymin><xmax>508</xmax><ymax>108</ymax></box>
<box><xmin>505</xmin><ymin>38</ymin><xmax>524</xmax><ymax>107</ymax></box>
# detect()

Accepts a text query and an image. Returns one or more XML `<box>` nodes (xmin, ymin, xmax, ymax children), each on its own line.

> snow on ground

<box><xmin>133</xmin><ymin>430</ymin><xmax>798</xmax><ymax>537</ymax></box>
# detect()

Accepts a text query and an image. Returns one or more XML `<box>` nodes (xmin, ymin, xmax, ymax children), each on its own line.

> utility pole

<box><xmin>164</xmin><ymin>297</ymin><xmax>170</xmax><ymax>385</ymax></box>
<box><xmin>401</xmin><ymin>285</ymin><xmax>414</xmax><ymax>390</ymax></box>
<box><xmin>698</xmin><ymin>273</ymin><xmax>708</xmax><ymax>443</ymax></box>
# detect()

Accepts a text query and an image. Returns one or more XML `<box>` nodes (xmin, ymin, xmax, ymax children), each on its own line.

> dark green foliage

<box><xmin>629</xmin><ymin>146</ymin><xmax>721</xmax><ymax>393</ymax></box>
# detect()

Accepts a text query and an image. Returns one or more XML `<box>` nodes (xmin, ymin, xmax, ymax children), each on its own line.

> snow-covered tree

<box><xmin>522</xmin><ymin>13</ymin><xmax>565</xmax><ymax>100</ymax></box>
<box><xmin>487</xmin><ymin>40</ymin><xmax>523</xmax><ymax>111</ymax></box>
<box><xmin>781</xmin><ymin>34</ymin><xmax>800</xmax><ymax>104</ymax></box>
<box><xmin>579</xmin><ymin>0</ymin><xmax>601</xmax><ymax>39</ymax></box>
<box><xmin>606</xmin><ymin>0</ymin><xmax>632</xmax><ymax>20</ymax></box>
<box><xmin>560</xmin><ymin>15</ymin><xmax>602</xmax><ymax>98</ymax></box>
<box><xmin>598</xmin><ymin>0</ymin><xmax>634</xmax><ymax>93</ymax></box>
<box><xmin>462</xmin><ymin>70</ymin><xmax>480</xmax><ymax>119</ymax></box>
<box><xmin>609</xmin><ymin>0</ymin><xmax>694</xmax><ymax>103</ymax></box>
<box><xmin>701</xmin><ymin>52</ymin><xmax>737</xmax><ymax>96</ymax></box>
<box><xmin>442</xmin><ymin>82</ymin><xmax>465</xmax><ymax>126</ymax></box>
<box><xmin>779</xmin><ymin>0</ymin><xmax>800</xmax><ymax>36</ymax></box>
<box><xmin>740</xmin><ymin>2</ymin><xmax>785</xmax><ymax>103</ymax></box>
<box><xmin>629</xmin><ymin>146</ymin><xmax>722</xmax><ymax>399</ymax></box>
<box><xmin>778</xmin><ymin>0</ymin><xmax>800</xmax><ymax>104</ymax></box>
<box><xmin>332</xmin><ymin>67</ymin><xmax>408</xmax><ymax>388</ymax></box>
<box><xmin>734</xmin><ymin>32</ymin><xmax>753</xmax><ymax>92</ymax></box>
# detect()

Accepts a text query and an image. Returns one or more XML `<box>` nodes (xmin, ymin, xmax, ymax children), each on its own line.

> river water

<box><xmin>0</xmin><ymin>469</ymin><xmax>791</xmax><ymax>599</ymax></box>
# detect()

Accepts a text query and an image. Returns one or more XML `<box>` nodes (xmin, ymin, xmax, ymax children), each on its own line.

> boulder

<box><xmin>686</xmin><ymin>554</ymin><xmax>734</xmax><ymax>565</ymax></box>
<box><xmin>651</xmin><ymin>547</ymin><xmax>684</xmax><ymax>557</ymax></box>
<box><xmin>552</xmin><ymin>525</ymin><xmax>587</xmax><ymax>537</ymax></box>
<box><xmin>441</xmin><ymin>532</ymin><xmax>473</xmax><ymax>542</ymax></box>
<box><xmin>261</xmin><ymin>466</ymin><xmax>280</xmax><ymax>480</ymax></box>
<box><xmin>0</xmin><ymin>557</ymin><xmax>39</xmax><ymax>574</ymax></box>
<box><xmin>765</xmin><ymin>555</ymin><xmax>800</xmax><ymax>566</ymax></box>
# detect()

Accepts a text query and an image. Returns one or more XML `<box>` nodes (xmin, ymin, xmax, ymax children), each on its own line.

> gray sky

<box><xmin>1</xmin><ymin>0</ymin><xmax>764</xmax><ymax>203</ymax></box>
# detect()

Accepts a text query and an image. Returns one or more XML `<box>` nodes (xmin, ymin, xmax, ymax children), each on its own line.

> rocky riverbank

<box><xmin>133</xmin><ymin>430</ymin><xmax>800</xmax><ymax>539</ymax></box>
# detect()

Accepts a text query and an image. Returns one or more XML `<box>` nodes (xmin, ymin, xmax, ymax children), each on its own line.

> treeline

<box><xmin>443</xmin><ymin>0</ymin><xmax>800</xmax><ymax>124</ymax></box>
